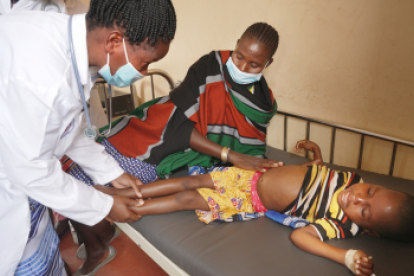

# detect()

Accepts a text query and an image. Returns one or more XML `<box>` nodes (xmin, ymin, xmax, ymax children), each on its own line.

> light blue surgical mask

<box><xmin>98</xmin><ymin>38</ymin><xmax>144</xmax><ymax>87</ymax></box>
<box><xmin>226</xmin><ymin>56</ymin><xmax>268</xmax><ymax>85</ymax></box>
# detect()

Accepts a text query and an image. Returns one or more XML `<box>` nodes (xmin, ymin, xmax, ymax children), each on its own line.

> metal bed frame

<box><xmin>278</xmin><ymin>110</ymin><xmax>414</xmax><ymax>176</ymax></box>
<box><xmin>96</xmin><ymin>70</ymin><xmax>414</xmax><ymax>177</ymax></box>
<box><xmin>95</xmin><ymin>69</ymin><xmax>176</xmax><ymax>121</ymax></box>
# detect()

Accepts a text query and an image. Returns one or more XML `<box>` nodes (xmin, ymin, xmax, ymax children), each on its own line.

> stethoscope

<box><xmin>68</xmin><ymin>15</ymin><xmax>113</xmax><ymax>140</ymax></box>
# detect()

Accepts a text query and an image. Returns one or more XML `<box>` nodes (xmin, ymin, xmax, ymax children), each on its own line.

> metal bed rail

<box><xmin>95</xmin><ymin>71</ymin><xmax>413</xmax><ymax>177</ymax></box>
<box><xmin>95</xmin><ymin>69</ymin><xmax>176</xmax><ymax>121</ymax></box>
<box><xmin>277</xmin><ymin>110</ymin><xmax>414</xmax><ymax>176</ymax></box>
<box><xmin>146</xmin><ymin>69</ymin><xmax>176</xmax><ymax>99</ymax></box>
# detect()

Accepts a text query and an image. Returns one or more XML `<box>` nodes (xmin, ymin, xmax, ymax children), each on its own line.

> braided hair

<box><xmin>375</xmin><ymin>192</ymin><xmax>414</xmax><ymax>242</ymax></box>
<box><xmin>241</xmin><ymin>23</ymin><xmax>279</xmax><ymax>58</ymax></box>
<box><xmin>87</xmin><ymin>0</ymin><xmax>176</xmax><ymax>46</ymax></box>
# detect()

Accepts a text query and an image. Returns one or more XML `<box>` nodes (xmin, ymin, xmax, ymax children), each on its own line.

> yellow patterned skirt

<box><xmin>196</xmin><ymin>167</ymin><xmax>256</xmax><ymax>224</ymax></box>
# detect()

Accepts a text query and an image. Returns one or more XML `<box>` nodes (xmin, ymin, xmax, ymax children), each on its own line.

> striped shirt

<box><xmin>284</xmin><ymin>165</ymin><xmax>363</xmax><ymax>240</ymax></box>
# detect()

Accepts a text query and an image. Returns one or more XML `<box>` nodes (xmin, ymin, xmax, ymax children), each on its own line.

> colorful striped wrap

<box><xmin>99</xmin><ymin>51</ymin><xmax>277</xmax><ymax>178</ymax></box>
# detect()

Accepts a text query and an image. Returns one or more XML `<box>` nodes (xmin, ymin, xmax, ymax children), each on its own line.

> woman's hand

<box><xmin>111</xmin><ymin>173</ymin><xmax>143</xmax><ymax>198</ymax></box>
<box><xmin>227</xmin><ymin>150</ymin><xmax>283</xmax><ymax>172</ymax></box>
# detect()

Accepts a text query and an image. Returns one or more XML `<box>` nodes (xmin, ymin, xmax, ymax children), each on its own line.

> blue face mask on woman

<box><xmin>99</xmin><ymin>38</ymin><xmax>144</xmax><ymax>87</ymax></box>
<box><xmin>226</xmin><ymin>56</ymin><xmax>268</xmax><ymax>85</ymax></box>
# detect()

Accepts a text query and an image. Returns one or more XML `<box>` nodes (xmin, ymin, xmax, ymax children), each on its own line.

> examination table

<box><xmin>117</xmin><ymin>147</ymin><xmax>414</xmax><ymax>276</ymax></box>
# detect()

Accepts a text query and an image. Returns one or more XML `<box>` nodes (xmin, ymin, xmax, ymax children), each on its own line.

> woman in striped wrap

<box><xmin>64</xmin><ymin>23</ymin><xmax>285</xmax><ymax>271</ymax></box>
<box><xmin>96</xmin><ymin>22</ymin><xmax>282</xmax><ymax>179</ymax></box>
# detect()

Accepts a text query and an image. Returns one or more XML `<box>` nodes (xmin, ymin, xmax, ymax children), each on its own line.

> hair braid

<box><xmin>87</xmin><ymin>0</ymin><xmax>176</xmax><ymax>46</ymax></box>
<box><xmin>241</xmin><ymin>22</ymin><xmax>279</xmax><ymax>58</ymax></box>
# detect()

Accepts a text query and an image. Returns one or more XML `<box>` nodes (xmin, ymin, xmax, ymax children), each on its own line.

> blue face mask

<box><xmin>226</xmin><ymin>56</ymin><xmax>268</xmax><ymax>85</ymax></box>
<box><xmin>98</xmin><ymin>38</ymin><xmax>144</xmax><ymax>87</ymax></box>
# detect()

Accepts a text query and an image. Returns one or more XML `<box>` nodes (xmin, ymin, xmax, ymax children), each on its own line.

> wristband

<box><xmin>345</xmin><ymin>249</ymin><xmax>357</xmax><ymax>274</ymax></box>
<box><xmin>221</xmin><ymin>147</ymin><xmax>230</xmax><ymax>162</ymax></box>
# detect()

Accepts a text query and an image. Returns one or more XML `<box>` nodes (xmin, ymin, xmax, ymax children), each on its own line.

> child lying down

<box><xmin>97</xmin><ymin>140</ymin><xmax>414</xmax><ymax>276</ymax></box>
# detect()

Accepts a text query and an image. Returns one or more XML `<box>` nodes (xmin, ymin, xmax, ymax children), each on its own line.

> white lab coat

<box><xmin>0</xmin><ymin>0</ymin><xmax>66</xmax><ymax>14</ymax></box>
<box><xmin>0</xmin><ymin>12</ymin><xmax>124</xmax><ymax>275</ymax></box>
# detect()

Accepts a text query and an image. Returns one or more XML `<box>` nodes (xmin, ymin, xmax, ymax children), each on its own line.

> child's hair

<box><xmin>241</xmin><ymin>22</ymin><xmax>279</xmax><ymax>58</ymax></box>
<box><xmin>86</xmin><ymin>0</ymin><xmax>176</xmax><ymax>46</ymax></box>
<box><xmin>375</xmin><ymin>193</ymin><xmax>414</xmax><ymax>242</ymax></box>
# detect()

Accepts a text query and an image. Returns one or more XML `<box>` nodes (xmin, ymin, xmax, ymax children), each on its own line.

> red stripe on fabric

<box><xmin>347</xmin><ymin>173</ymin><xmax>355</xmax><ymax>187</ymax></box>
<box><xmin>61</xmin><ymin>162</ymin><xmax>72</xmax><ymax>172</ymax></box>
<box><xmin>333</xmin><ymin>220</ymin><xmax>345</xmax><ymax>238</ymax></box>
<box><xmin>189</xmin><ymin>82</ymin><xmax>266</xmax><ymax>141</ymax></box>
<box><xmin>325</xmin><ymin>171</ymin><xmax>333</xmax><ymax>191</ymax></box>
<box><xmin>108</xmin><ymin>100</ymin><xmax>176</xmax><ymax>158</ymax></box>
<box><xmin>342</xmin><ymin>215</ymin><xmax>348</xmax><ymax>224</ymax></box>
<box><xmin>220</xmin><ymin>50</ymin><xmax>231</xmax><ymax>64</ymax></box>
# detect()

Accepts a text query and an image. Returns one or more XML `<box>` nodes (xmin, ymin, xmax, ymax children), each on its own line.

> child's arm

<box><xmin>290</xmin><ymin>225</ymin><xmax>374</xmax><ymax>276</ymax></box>
<box><xmin>295</xmin><ymin>140</ymin><xmax>324</xmax><ymax>166</ymax></box>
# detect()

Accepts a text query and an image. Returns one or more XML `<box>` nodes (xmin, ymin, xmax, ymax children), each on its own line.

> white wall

<box><xmin>139</xmin><ymin>0</ymin><xmax>414</xmax><ymax>180</ymax></box>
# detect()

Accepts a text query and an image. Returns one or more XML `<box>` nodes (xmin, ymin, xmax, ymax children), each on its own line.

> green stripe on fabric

<box><xmin>129</xmin><ymin>97</ymin><xmax>161</xmax><ymax>119</ymax></box>
<box><xmin>229</xmin><ymin>91</ymin><xmax>277</xmax><ymax>124</ymax></box>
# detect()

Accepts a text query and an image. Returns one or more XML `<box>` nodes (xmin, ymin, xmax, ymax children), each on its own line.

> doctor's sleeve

<box><xmin>0</xmin><ymin>81</ymin><xmax>113</xmax><ymax>226</ymax></box>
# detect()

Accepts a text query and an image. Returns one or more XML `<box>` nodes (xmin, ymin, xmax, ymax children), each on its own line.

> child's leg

<box><xmin>129</xmin><ymin>190</ymin><xmax>210</xmax><ymax>216</ymax></box>
<box><xmin>95</xmin><ymin>174</ymin><xmax>215</xmax><ymax>199</ymax></box>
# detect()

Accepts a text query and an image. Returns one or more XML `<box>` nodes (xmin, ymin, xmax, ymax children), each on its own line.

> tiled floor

<box><xmin>59</xmin><ymin>228</ymin><xmax>167</xmax><ymax>276</ymax></box>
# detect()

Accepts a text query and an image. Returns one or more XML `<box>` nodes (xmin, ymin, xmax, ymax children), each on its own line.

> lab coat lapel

<box><xmin>71</xmin><ymin>14</ymin><xmax>92</xmax><ymax>101</ymax></box>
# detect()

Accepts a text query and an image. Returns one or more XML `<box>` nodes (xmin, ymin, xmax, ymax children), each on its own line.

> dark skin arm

<box><xmin>189</xmin><ymin>128</ymin><xmax>282</xmax><ymax>172</ymax></box>
<box><xmin>290</xmin><ymin>214</ymin><xmax>374</xmax><ymax>276</ymax></box>
<box><xmin>295</xmin><ymin>140</ymin><xmax>324</xmax><ymax>167</ymax></box>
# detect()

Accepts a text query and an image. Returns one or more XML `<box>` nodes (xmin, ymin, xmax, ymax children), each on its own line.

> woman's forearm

<box><xmin>189</xmin><ymin>127</ymin><xmax>281</xmax><ymax>172</ymax></box>
<box><xmin>189</xmin><ymin>128</ymin><xmax>222</xmax><ymax>159</ymax></box>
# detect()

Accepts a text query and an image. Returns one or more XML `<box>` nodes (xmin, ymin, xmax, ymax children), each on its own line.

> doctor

<box><xmin>0</xmin><ymin>0</ymin><xmax>176</xmax><ymax>276</ymax></box>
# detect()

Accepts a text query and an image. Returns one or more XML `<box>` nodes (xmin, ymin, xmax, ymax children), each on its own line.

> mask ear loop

<box><xmin>122</xmin><ymin>38</ymin><xmax>130</xmax><ymax>64</ymax></box>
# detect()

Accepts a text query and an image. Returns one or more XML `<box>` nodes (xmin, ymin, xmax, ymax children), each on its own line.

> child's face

<box><xmin>337</xmin><ymin>183</ymin><xmax>404</xmax><ymax>234</ymax></box>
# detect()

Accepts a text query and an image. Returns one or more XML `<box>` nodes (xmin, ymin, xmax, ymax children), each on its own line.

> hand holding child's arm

<box><xmin>295</xmin><ymin>140</ymin><xmax>323</xmax><ymax>166</ymax></box>
<box><xmin>111</xmin><ymin>173</ymin><xmax>143</xmax><ymax>198</ymax></box>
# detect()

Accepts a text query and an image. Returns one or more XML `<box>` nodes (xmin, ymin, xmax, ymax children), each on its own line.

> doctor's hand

<box><xmin>111</xmin><ymin>173</ymin><xmax>143</xmax><ymax>198</ymax></box>
<box><xmin>106</xmin><ymin>196</ymin><xmax>144</xmax><ymax>223</ymax></box>
<box><xmin>228</xmin><ymin>150</ymin><xmax>283</xmax><ymax>173</ymax></box>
